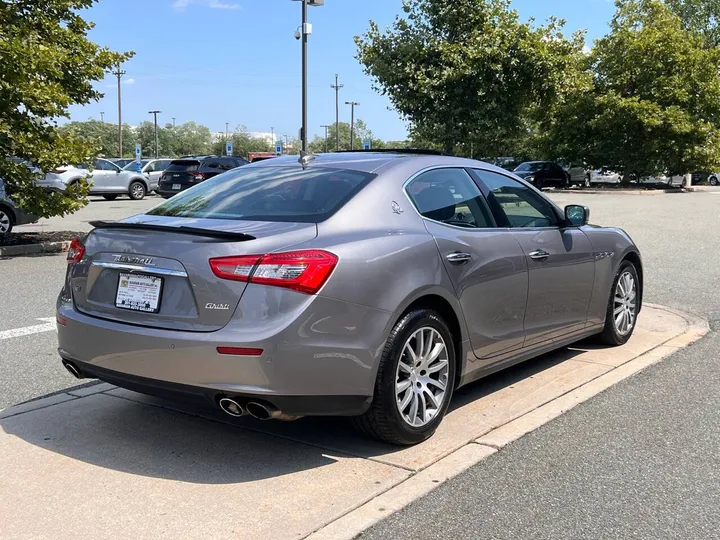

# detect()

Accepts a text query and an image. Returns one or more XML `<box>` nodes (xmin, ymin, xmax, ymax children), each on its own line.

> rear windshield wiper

<box><xmin>89</xmin><ymin>221</ymin><xmax>256</xmax><ymax>241</ymax></box>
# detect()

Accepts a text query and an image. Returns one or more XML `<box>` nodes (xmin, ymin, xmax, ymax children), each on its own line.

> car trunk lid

<box><xmin>71</xmin><ymin>216</ymin><xmax>317</xmax><ymax>332</ymax></box>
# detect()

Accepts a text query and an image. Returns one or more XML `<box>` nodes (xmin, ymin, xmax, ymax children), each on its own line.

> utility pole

<box><xmin>113</xmin><ymin>62</ymin><xmax>126</xmax><ymax>156</ymax></box>
<box><xmin>225</xmin><ymin>122</ymin><xmax>229</xmax><ymax>151</ymax></box>
<box><xmin>331</xmin><ymin>74</ymin><xmax>343</xmax><ymax>152</ymax></box>
<box><xmin>345</xmin><ymin>101</ymin><xmax>360</xmax><ymax>151</ymax></box>
<box><xmin>321</xmin><ymin>125</ymin><xmax>330</xmax><ymax>153</ymax></box>
<box><xmin>172</xmin><ymin>117</ymin><xmax>176</xmax><ymax>128</ymax></box>
<box><xmin>149</xmin><ymin>110</ymin><xmax>162</xmax><ymax>158</ymax></box>
<box><xmin>100</xmin><ymin>112</ymin><xmax>105</xmax><ymax>122</ymax></box>
<box><xmin>271</xmin><ymin>126</ymin><xmax>275</xmax><ymax>146</ymax></box>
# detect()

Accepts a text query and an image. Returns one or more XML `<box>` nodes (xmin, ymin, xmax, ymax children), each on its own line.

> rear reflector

<box><xmin>209</xmin><ymin>249</ymin><xmax>338</xmax><ymax>295</ymax></box>
<box><xmin>66</xmin><ymin>238</ymin><xmax>85</xmax><ymax>263</ymax></box>
<box><xmin>216</xmin><ymin>347</ymin><xmax>264</xmax><ymax>356</ymax></box>
<box><xmin>56</xmin><ymin>315</ymin><xmax>67</xmax><ymax>327</ymax></box>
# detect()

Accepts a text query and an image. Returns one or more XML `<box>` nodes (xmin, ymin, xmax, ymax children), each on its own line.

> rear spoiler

<box><xmin>89</xmin><ymin>221</ymin><xmax>256</xmax><ymax>241</ymax></box>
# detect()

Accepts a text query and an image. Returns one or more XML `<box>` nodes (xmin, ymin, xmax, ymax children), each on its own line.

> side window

<box><xmin>144</xmin><ymin>162</ymin><xmax>155</xmax><ymax>172</ymax></box>
<box><xmin>475</xmin><ymin>170</ymin><xmax>559</xmax><ymax>228</ymax></box>
<box><xmin>217</xmin><ymin>158</ymin><xmax>236</xmax><ymax>171</ymax></box>
<box><xmin>97</xmin><ymin>159</ymin><xmax>118</xmax><ymax>171</ymax></box>
<box><xmin>204</xmin><ymin>160</ymin><xmax>221</xmax><ymax>170</ymax></box>
<box><xmin>406</xmin><ymin>168</ymin><xmax>494</xmax><ymax>229</ymax></box>
<box><xmin>158</xmin><ymin>160</ymin><xmax>172</xmax><ymax>171</ymax></box>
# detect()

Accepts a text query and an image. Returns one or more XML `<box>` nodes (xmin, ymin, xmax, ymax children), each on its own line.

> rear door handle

<box><xmin>446</xmin><ymin>252</ymin><xmax>472</xmax><ymax>264</ymax></box>
<box><xmin>529</xmin><ymin>250</ymin><xmax>550</xmax><ymax>261</ymax></box>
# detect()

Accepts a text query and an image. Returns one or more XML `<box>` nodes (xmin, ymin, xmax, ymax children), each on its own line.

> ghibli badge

<box><xmin>205</xmin><ymin>303</ymin><xmax>230</xmax><ymax>310</ymax></box>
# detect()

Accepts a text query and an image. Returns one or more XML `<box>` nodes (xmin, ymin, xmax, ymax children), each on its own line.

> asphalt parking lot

<box><xmin>1</xmin><ymin>189</ymin><xmax>719</xmax><ymax>538</ymax></box>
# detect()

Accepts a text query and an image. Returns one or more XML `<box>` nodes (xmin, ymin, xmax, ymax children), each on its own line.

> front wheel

<box><xmin>584</xmin><ymin>175</ymin><xmax>591</xmax><ymax>188</ymax></box>
<box><xmin>598</xmin><ymin>261</ymin><xmax>640</xmax><ymax>346</ymax></box>
<box><xmin>0</xmin><ymin>206</ymin><xmax>14</xmax><ymax>236</ymax></box>
<box><xmin>352</xmin><ymin>309</ymin><xmax>456</xmax><ymax>445</ymax></box>
<box><xmin>128</xmin><ymin>181</ymin><xmax>146</xmax><ymax>200</ymax></box>
<box><xmin>710</xmin><ymin>176</ymin><xmax>719</xmax><ymax>186</ymax></box>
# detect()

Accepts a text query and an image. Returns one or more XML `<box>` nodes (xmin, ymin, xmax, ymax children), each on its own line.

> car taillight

<box><xmin>209</xmin><ymin>250</ymin><xmax>338</xmax><ymax>295</ymax></box>
<box><xmin>192</xmin><ymin>172</ymin><xmax>206</xmax><ymax>181</ymax></box>
<box><xmin>66</xmin><ymin>238</ymin><xmax>85</xmax><ymax>263</ymax></box>
<box><xmin>54</xmin><ymin>169</ymin><xmax>67</xmax><ymax>174</ymax></box>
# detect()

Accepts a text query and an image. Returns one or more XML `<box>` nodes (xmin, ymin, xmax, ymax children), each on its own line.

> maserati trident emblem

<box><xmin>391</xmin><ymin>201</ymin><xmax>404</xmax><ymax>214</ymax></box>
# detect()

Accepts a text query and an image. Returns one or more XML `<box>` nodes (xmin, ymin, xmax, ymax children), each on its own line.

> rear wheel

<box><xmin>598</xmin><ymin>261</ymin><xmax>640</xmax><ymax>346</ymax></box>
<box><xmin>128</xmin><ymin>181</ymin><xmax>146</xmax><ymax>200</ymax></box>
<box><xmin>103</xmin><ymin>194</ymin><xmax>118</xmax><ymax>201</ymax></box>
<box><xmin>0</xmin><ymin>206</ymin><xmax>14</xmax><ymax>236</ymax></box>
<box><xmin>584</xmin><ymin>175</ymin><xmax>591</xmax><ymax>188</ymax></box>
<box><xmin>352</xmin><ymin>309</ymin><xmax>456</xmax><ymax>445</ymax></box>
<box><xmin>710</xmin><ymin>176</ymin><xmax>719</xmax><ymax>186</ymax></box>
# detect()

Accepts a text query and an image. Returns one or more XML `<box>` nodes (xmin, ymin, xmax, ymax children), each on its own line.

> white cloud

<box><xmin>123</xmin><ymin>78</ymin><xmax>136</xmax><ymax>85</ymax></box>
<box><xmin>173</xmin><ymin>0</ymin><xmax>240</xmax><ymax>11</ymax></box>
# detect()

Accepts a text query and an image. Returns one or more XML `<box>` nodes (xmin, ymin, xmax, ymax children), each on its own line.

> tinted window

<box><xmin>514</xmin><ymin>162</ymin><xmax>544</xmax><ymax>173</ymax></box>
<box><xmin>123</xmin><ymin>160</ymin><xmax>149</xmax><ymax>171</ymax></box>
<box><xmin>165</xmin><ymin>160</ymin><xmax>200</xmax><ymax>172</ymax></box>
<box><xmin>156</xmin><ymin>160</ymin><xmax>172</xmax><ymax>171</ymax></box>
<box><xmin>94</xmin><ymin>159</ymin><xmax>118</xmax><ymax>171</ymax></box>
<box><xmin>406</xmin><ymin>168</ymin><xmax>494</xmax><ymax>229</ymax></box>
<box><xmin>475</xmin><ymin>170</ymin><xmax>559</xmax><ymax>228</ymax></box>
<box><xmin>147</xmin><ymin>166</ymin><xmax>375</xmax><ymax>223</ymax></box>
<box><xmin>216</xmin><ymin>158</ymin><xmax>237</xmax><ymax>171</ymax></box>
<box><xmin>202</xmin><ymin>160</ymin><xmax>222</xmax><ymax>170</ymax></box>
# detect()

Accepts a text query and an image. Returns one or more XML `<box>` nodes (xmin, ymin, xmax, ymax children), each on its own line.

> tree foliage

<box><xmin>0</xmin><ymin>0</ymin><xmax>133</xmax><ymax>218</ymax></box>
<box><xmin>543</xmin><ymin>0</ymin><xmax>720</xmax><ymax>178</ymax></box>
<box><xmin>355</xmin><ymin>0</ymin><xmax>586</xmax><ymax>155</ymax></box>
<box><xmin>308</xmin><ymin>120</ymin><xmax>384</xmax><ymax>153</ymax></box>
<box><xmin>58</xmin><ymin>119</ymin><xmax>137</xmax><ymax>158</ymax></box>
<box><xmin>211</xmin><ymin>126</ymin><xmax>273</xmax><ymax>157</ymax></box>
<box><xmin>666</xmin><ymin>0</ymin><xmax>720</xmax><ymax>46</ymax></box>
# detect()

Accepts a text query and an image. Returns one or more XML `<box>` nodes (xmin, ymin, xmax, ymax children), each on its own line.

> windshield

<box><xmin>514</xmin><ymin>162</ymin><xmax>544</xmax><ymax>172</ymax></box>
<box><xmin>123</xmin><ymin>160</ymin><xmax>149</xmax><ymax>171</ymax></box>
<box><xmin>147</xmin><ymin>166</ymin><xmax>376</xmax><ymax>223</ymax></box>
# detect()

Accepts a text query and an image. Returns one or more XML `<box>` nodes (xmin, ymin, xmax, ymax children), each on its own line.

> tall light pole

<box><xmin>345</xmin><ymin>101</ymin><xmax>360</xmax><ymax>151</ymax></box>
<box><xmin>113</xmin><ymin>62</ymin><xmax>126</xmax><ymax>156</ymax></box>
<box><xmin>331</xmin><ymin>74</ymin><xmax>343</xmax><ymax>152</ymax></box>
<box><xmin>172</xmin><ymin>117</ymin><xmax>176</xmax><ymax>128</ymax></box>
<box><xmin>225</xmin><ymin>122</ymin><xmax>229</xmax><ymax>151</ymax></box>
<box><xmin>293</xmin><ymin>0</ymin><xmax>324</xmax><ymax>156</ymax></box>
<box><xmin>149</xmin><ymin>110</ymin><xmax>161</xmax><ymax>158</ymax></box>
<box><xmin>100</xmin><ymin>111</ymin><xmax>105</xmax><ymax>122</ymax></box>
<box><xmin>271</xmin><ymin>126</ymin><xmax>275</xmax><ymax>146</ymax></box>
<box><xmin>320</xmin><ymin>124</ymin><xmax>330</xmax><ymax>153</ymax></box>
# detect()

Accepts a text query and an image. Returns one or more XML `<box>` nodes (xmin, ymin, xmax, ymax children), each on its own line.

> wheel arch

<box><xmin>621</xmin><ymin>250</ymin><xmax>643</xmax><ymax>313</ymax></box>
<box><xmin>0</xmin><ymin>202</ymin><xmax>16</xmax><ymax>223</ymax></box>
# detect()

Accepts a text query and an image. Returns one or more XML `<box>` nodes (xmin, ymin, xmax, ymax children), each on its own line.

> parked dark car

<box><xmin>157</xmin><ymin>156</ymin><xmax>249</xmax><ymax>198</ymax></box>
<box><xmin>513</xmin><ymin>161</ymin><xmax>570</xmax><ymax>189</ymax></box>
<box><xmin>0</xmin><ymin>177</ymin><xmax>38</xmax><ymax>236</ymax></box>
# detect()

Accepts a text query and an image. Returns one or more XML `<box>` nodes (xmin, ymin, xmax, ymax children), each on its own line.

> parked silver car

<box><xmin>56</xmin><ymin>152</ymin><xmax>643</xmax><ymax>445</ymax></box>
<box><xmin>0</xmin><ymin>178</ymin><xmax>38</xmax><ymax>236</ymax></box>
<box><xmin>36</xmin><ymin>158</ymin><xmax>150</xmax><ymax>200</ymax></box>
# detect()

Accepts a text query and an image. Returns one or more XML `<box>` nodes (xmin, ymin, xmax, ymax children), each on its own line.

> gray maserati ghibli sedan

<box><xmin>57</xmin><ymin>151</ymin><xmax>642</xmax><ymax>445</ymax></box>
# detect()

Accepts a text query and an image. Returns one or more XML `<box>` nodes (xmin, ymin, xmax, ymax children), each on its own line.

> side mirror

<box><xmin>565</xmin><ymin>204</ymin><xmax>589</xmax><ymax>226</ymax></box>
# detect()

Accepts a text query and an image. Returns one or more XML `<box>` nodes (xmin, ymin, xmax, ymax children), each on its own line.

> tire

<box><xmin>128</xmin><ymin>181</ymin><xmax>146</xmax><ymax>200</ymax></box>
<box><xmin>535</xmin><ymin>178</ymin><xmax>544</xmax><ymax>190</ymax></box>
<box><xmin>584</xmin><ymin>175</ymin><xmax>591</xmax><ymax>188</ymax></box>
<box><xmin>0</xmin><ymin>205</ymin><xmax>14</xmax><ymax>236</ymax></box>
<box><xmin>103</xmin><ymin>194</ymin><xmax>118</xmax><ymax>201</ymax></box>
<box><xmin>352</xmin><ymin>308</ymin><xmax>457</xmax><ymax>445</ymax></box>
<box><xmin>597</xmin><ymin>260</ymin><xmax>640</xmax><ymax>346</ymax></box>
<box><xmin>710</xmin><ymin>176</ymin><xmax>719</xmax><ymax>186</ymax></box>
<box><xmin>564</xmin><ymin>175</ymin><xmax>571</xmax><ymax>189</ymax></box>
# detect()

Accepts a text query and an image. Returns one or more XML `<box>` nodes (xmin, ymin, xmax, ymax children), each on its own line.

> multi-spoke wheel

<box><xmin>0</xmin><ymin>206</ymin><xmax>13</xmax><ymax>237</ymax></box>
<box><xmin>352</xmin><ymin>308</ymin><xmax>456</xmax><ymax>445</ymax></box>
<box><xmin>599</xmin><ymin>260</ymin><xmax>641</xmax><ymax>345</ymax></box>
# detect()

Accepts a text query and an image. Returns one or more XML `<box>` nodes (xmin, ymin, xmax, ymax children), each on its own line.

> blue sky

<box><xmin>69</xmin><ymin>0</ymin><xmax>617</xmax><ymax>141</ymax></box>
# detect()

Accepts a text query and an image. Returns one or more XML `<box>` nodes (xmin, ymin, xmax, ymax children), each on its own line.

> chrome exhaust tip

<box><xmin>62</xmin><ymin>360</ymin><xmax>83</xmax><ymax>379</ymax></box>
<box><xmin>218</xmin><ymin>397</ymin><xmax>245</xmax><ymax>417</ymax></box>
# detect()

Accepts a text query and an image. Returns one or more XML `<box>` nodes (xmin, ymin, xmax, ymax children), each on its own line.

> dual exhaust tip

<box><xmin>62</xmin><ymin>360</ymin><xmax>84</xmax><ymax>380</ymax></box>
<box><xmin>218</xmin><ymin>397</ymin><xmax>299</xmax><ymax>421</ymax></box>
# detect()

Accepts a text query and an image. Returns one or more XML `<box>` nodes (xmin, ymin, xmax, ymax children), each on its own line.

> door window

<box><xmin>406</xmin><ymin>168</ymin><xmax>494</xmax><ymax>229</ymax></box>
<box><xmin>94</xmin><ymin>159</ymin><xmax>119</xmax><ymax>171</ymax></box>
<box><xmin>474</xmin><ymin>170</ymin><xmax>559</xmax><ymax>228</ymax></box>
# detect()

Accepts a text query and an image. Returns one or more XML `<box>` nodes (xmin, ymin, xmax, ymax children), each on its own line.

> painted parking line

<box><xmin>0</xmin><ymin>318</ymin><xmax>56</xmax><ymax>340</ymax></box>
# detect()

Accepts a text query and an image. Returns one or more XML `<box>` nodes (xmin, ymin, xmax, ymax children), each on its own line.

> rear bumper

<box><xmin>56</xmin><ymin>290</ymin><xmax>394</xmax><ymax>416</ymax></box>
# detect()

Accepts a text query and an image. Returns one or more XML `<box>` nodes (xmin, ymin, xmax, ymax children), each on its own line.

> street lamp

<box><xmin>100</xmin><ymin>111</ymin><xmax>105</xmax><ymax>122</ymax></box>
<box><xmin>148</xmin><ymin>110</ymin><xmax>162</xmax><ymax>158</ymax></box>
<box><xmin>292</xmin><ymin>0</ymin><xmax>324</xmax><ymax>156</ymax></box>
<box><xmin>320</xmin><ymin>125</ymin><xmax>330</xmax><ymax>153</ymax></box>
<box><xmin>345</xmin><ymin>101</ymin><xmax>360</xmax><ymax>151</ymax></box>
<box><xmin>271</xmin><ymin>126</ymin><xmax>275</xmax><ymax>146</ymax></box>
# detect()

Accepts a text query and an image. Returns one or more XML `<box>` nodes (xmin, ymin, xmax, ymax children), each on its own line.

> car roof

<box><xmin>245</xmin><ymin>151</ymin><xmax>513</xmax><ymax>176</ymax></box>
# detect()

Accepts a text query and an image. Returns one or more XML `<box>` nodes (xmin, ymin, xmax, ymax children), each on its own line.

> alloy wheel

<box><xmin>395</xmin><ymin>327</ymin><xmax>449</xmax><ymax>427</ymax></box>
<box><xmin>130</xmin><ymin>183</ymin><xmax>145</xmax><ymax>199</ymax></box>
<box><xmin>613</xmin><ymin>271</ymin><xmax>637</xmax><ymax>336</ymax></box>
<box><xmin>0</xmin><ymin>210</ymin><xmax>11</xmax><ymax>234</ymax></box>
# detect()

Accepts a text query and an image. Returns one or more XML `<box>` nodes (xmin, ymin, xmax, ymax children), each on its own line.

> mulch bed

<box><xmin>0</xmin><ymin>231</ymin><xmax>84</xmax><ymax>247</ymax></box>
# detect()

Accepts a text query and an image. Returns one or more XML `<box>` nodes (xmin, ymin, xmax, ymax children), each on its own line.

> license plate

<box><xmin>172</xmin><ymin>183</ymin><xmax>181</xmax><ymax>190</ymax></box>
<box><xmin>115</xmin><ymin>273</ymin><xmax>163</xmax><ymax>313</ymax></box>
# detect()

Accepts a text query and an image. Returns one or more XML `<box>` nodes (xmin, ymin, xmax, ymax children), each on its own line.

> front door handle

<box><xmin>529</xmin><ymin>249</ymin><xmax>550</xmax><ymax>261</ymax></box>
<box><xmin>446</xmin><ymin>252</ymin><xmax>472</xmax><ymax>264</ymax></box>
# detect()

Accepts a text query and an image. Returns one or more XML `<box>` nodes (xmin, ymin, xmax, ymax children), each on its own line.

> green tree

<box><xmin>355</xmin><ymin>0</ymin><xmax>586</xmax><ymax>155</ymax></box>
<box><xmin>173</xmin><ymin>121</ymin><xmax>212</xmax><ymax>156</ymax></box>
<box><xmin>546</xmin><ymin>0</ymin><xmax>720</xmax><ymax>179</ymax></box>
<box><xmin>57</xmin><ymin>120</ymin><xmax>137</xmax><ymax>158</ymax></box>
<box><xmin>212</xmin><ymin>126</ymin><xmax>272</xmax><ymax>158</ymax></box>
<box><xmin>0</xmin><ymin>0</ymin><xmax>133</xmax><ymax>218</ymax></box>
<box><xmin>308</xmin><ymin>120</ymin><xmax>382</xmax><ymax>152</ymax></box>
<box><xmin>666</xmin><ymin>0</ymin><xmax>720</xmax><ymax>46</ymax></box>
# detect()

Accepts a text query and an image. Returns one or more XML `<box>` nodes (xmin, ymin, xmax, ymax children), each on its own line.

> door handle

<box><xmin>529</xmin><ymin>249</ymin><xmax>550</xmax><ymax>261</ymax></box>
<box><xmin>446</xmin><ymin>252</ymin><xmax>472</xmax><ymax>264</ymax></box>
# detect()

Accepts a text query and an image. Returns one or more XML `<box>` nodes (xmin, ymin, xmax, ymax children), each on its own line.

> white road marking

<box><xmin>0</xmin><ymin>318</ymin><xmax>56</xmax><ymax>340</ymax></box>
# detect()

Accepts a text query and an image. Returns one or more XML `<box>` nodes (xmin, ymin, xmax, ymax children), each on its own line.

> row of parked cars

<box><xmin>491</xmin><ymin>158</ymin><xmax>715</xmax><ymax>189</ymax></box>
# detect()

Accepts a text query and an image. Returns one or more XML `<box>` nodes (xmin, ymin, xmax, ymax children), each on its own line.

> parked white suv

<box><xmin>122</xmin><ymin>159</ymin><xmax>172</xmax><ymax>192</ymax></box>
<box><xmin>35</xmin><ymin>158</ymin><xmax>150</xmax><ymax>200</ymax></box>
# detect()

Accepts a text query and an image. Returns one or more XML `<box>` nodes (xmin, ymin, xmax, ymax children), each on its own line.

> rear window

<box><xmin>166</xmin><ymin>160</ymin><xmax>200</xmax><ymax>172</ymax></box>
<box><xmin>147</xmin><ymin>166</ymin><xmax>376</xmax><ymax>223</ymax></box>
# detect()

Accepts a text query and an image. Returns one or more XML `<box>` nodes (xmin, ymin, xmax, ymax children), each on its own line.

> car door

<box><xmin>472</xmin><ymin>169</ymin><xmax>595</xmax><ymax>347</ymax></box>
<box><xmin>405</xmin><ymin>167</ymin><xmax>528</xmax><ymax>364</ymax></box>
<box><xmin>546</xmin><ymin>163</ymin><xmax>567</xmax><ymax>186</ymax></box>
<box><xmin>89</xmin><ymin>159</ymin><xmax>115</xmax><ymax>192</ymax></box>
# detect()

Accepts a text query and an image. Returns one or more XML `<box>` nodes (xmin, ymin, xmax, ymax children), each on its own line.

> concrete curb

<box><xmin>0</xmin><ymin>240</ymin><xmax>71</xmax><ymax>258</ymax></box>
<box><xmin>553</xmin><ymin>188</ymin><xmax>695</xmax><ymax>196</ymax></box>
<box><xmin>306</xmin><ymin>305</ymin><xmax>709</xmax><ymax>540</ymax></box>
